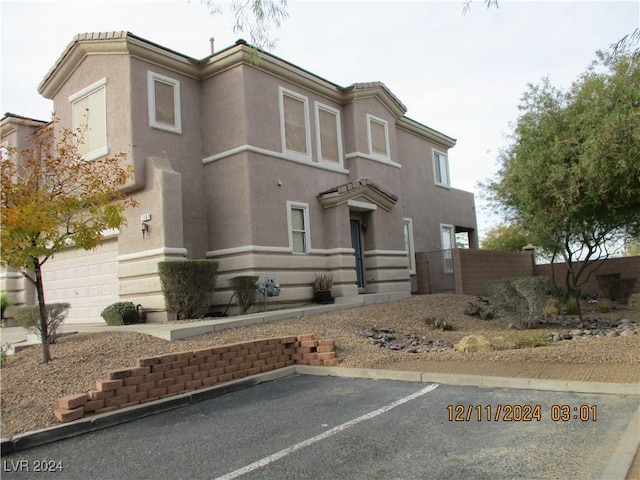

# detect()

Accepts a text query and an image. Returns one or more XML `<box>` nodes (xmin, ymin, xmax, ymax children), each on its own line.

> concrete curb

<box><xmin>600</xmin><ymin>403</ymin><xmax>640</xmax><ymax>480</ymax></box>
<box><xmin>294</xmin><ymin>366</ymin><xmax>640</xmax><ymax>395</ymax></box>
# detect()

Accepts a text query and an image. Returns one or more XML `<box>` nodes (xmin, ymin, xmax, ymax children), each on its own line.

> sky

<box><xmin>1</xmin><ymin>0</ymin><xmax>639</xmax><ymax>239</ymax></box>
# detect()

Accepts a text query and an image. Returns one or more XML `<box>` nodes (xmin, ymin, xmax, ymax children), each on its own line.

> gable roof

<box><xmin>38</xmin><ymin>31</ymin><xmax>454</xmax><ymax>147</ymax></box>
<box><xmin>1</xmin><ymin>113</ymin><xmax>50</xmax><ymax>137</ymax></box>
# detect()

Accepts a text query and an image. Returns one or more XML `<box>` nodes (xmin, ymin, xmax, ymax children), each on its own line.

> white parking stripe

<box><xmin>213</xmin><ymin>383</ymin><xmax>440</xmax><ymax>480</ymax></box>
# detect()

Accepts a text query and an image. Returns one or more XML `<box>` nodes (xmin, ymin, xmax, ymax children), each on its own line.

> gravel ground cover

<box><xmin>1</xmin><ymin>293</ymin><xmax>639</xmax><ymax>469</ymax></box>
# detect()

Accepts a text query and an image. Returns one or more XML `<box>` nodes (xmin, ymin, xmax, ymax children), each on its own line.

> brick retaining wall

<box><xmin>54</xmin><ymin>334</ymin><xmax>337</xmax><ymax>423</ymax></box>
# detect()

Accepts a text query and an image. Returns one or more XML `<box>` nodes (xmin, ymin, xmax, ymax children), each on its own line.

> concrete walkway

<box><xmin>0</xmin><ymin>292</ymin><xmax>409</xmax><ymax>351</ymax></box>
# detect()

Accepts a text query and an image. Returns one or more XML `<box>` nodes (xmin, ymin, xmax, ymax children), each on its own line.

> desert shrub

<box><xmin>426</xmin><ymin>317</ymin><xmax>455</xmax><ymax>331</ymax></box>
<box><xmin>229</xmin><ymin>276</ymin><xmax>259</xmax><ymax>314</ymax></box>
<box><xmin>463</xmin><ymin>297</ymin><xmax>495</xmax><ymax>319</ymax></box>
<box><xmin>0</xmin><ymin>291</ymin><xmax>9</xmax><ymax>323</ymax></box>
<box><xmin>597</xmin><ymin>300</ymin><xmax>611</xmax><ymax>314</ymax></box>
<box><xmin>486</xmin><ymin>276</ymin><xmax>549</xmax><ymax>329</ymax></box>
<box><xmin>629</xmin><ymin>293</ymin><xmax>640</xmax><ymax>312</ymax></box>
<box><xmin>158</xmin><ymin>260</ymin><xmax>218</xmax><ymax>320</ymax></box>
<box><xmin>564</xmin><ymin>296</ymin><xmax>579</xmax><ymax>315</ymax></box>
<box><xmin>14</xmin><ymin>303</ymin><xmax>70</xmax><ymax>343</ymax></box>
<box><xmin>0</xmin><ymin>343</ymin><xmax>7</xmax><ymax>367</ymax></box>
<box><xmin>101</xmin><ymin>302</ymin><xmax>138</xmax><ymax>326</ymax></box>
<box><xmin>543</xmin><ymin>298</ymin><xmax>560</xmax><ymax>317</ymax></box>
<box><xmin>507</xmin><ymin>331</ymin><xmax>548</xmax><ymax>349</ymax></box>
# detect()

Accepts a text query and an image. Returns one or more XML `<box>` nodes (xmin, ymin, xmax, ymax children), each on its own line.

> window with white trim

<box><xmin>70</xmin><ymin>77</ymin><xmax>108</xmax><ymax>161</ymax></box>
<box><xmin>1</xmin><ymin>142</ymin><xmax>10</xmax><ymax>161</ymax></box>
<box><xmin>403</xmin><ymin>218</ymin><xmax>416</xmax><ymax>274</ymax></box>
<box><xmin>367</xmin><ymin>114</ymin><xmax>390</xmax><ymax>160</ymax></box>
<box><xmin>279</xmin><ymin>88</ymin><xmax>311</xmax><ymax>161</ymax></box>
<box><xmin>287</xmin><ymin>201</ymin><xmax>310</xmax><ymax>254</ymax></box>
<box><xmin>433</xmin><ymin>150</ymin><xmax>450</xmax><ymax>187</ymax></box>
<box><xmin>148</xmin><ymin>71</ymin><xmax>182</xmax><ymax>134</ymax></box>
<box><xmin>441</xmin><ymin>224</ymin><xmax>454</xmax><ymax>273</ymax></box>
<box><xmin>314</xmin><ymin>102</ymin><xmax>343</xmax><ymax>165</ymax></box>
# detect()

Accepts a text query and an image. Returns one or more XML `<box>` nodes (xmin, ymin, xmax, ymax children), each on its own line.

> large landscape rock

<box><xmin>454</xmin><ymin>335</ymin><xmax>495</xmax><ymax>353</ymax></box>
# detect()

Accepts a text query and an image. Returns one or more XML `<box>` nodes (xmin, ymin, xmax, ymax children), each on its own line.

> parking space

<box><xmin>2</xmin><ymin>375</ymin><xmax>638</xmax><ymax>479</ymax></box>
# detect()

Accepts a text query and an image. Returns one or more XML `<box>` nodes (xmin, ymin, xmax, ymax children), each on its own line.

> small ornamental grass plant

<box><xmin>506</xmin><ymin>331</ymin><xmax>549</xmax><ymax>349</ymax></box>
<box><xmin>312</xmin><ymin>273</ymin><xmax>333</xmax><ymax>292</ymax></box>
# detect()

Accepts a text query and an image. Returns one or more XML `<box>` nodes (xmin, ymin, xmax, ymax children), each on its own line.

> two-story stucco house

<box><xmin>1</xmin><ymin>32</ymin><xmax>478</xmax><ymax>323</ymax></box>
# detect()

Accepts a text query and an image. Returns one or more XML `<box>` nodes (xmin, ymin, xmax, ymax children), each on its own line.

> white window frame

<box><xmin>366</xmin><ymin>114</ymin><xmax>390</xmax><ymax>161</ymax></box>
<box><xmin>148</xmin><ymin>71</ymin><xmax>182</xmax><ymax>134</ymax></box>
<box><xmin>69</xmin><ymin>77</ymin><xmax>109</xmax><ymax>161</ymax></box>
<box><xmin>279</xmin><ymin>87</ymin><xmax>312</xmax><ymax>163</ymax></box>
<box><xmin>1</xmin><ymin>142</ymin><xmax>9</xmax><ymax>162</ymax></box>
<box><xmin>287</xmin><ymin>201</ymin><xmax>311</xmax><ymax>255</ymax></box>
<box><xmin>433</xmin><ymin>149</ymin><xmax>450</xmax><ymax>187</ymax></box>
<box><xmin>403</xmin><ymin>218</ymin><xmax>416</xmax><ymax>274</ymax></box>
<box><xmin>441</xmin><ymin>223</ymin><xmax>455</xmax><ymax>274</ymax></box>
<box><xmin>314</xmin><ymin>102</ymin><xmax>344</xmax><ymax>166</ymax></box>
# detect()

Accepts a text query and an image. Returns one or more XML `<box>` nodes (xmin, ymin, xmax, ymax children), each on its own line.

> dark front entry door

<box><xmin>350</xmin><ymin>219</ymin><xmax>364</xmax><ymax>288</ymax></box>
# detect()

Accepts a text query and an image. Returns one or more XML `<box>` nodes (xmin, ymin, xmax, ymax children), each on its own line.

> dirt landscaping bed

<box><xmin>1</xmin><ymin>294</ymin><xmax>638</xmax><ymax>473</ymax></box>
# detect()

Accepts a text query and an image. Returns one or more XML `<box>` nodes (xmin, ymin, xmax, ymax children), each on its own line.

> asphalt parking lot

<box><xmin>2</xmin><ymin>374</ymin><xmax>638</xmax><ymax>480</ymax></box>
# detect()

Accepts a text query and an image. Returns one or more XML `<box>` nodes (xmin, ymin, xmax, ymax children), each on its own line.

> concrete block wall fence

<box><xmin>54</xmin><ymin>334</ymin><xmax>337</xmax><ymax>423</ymax></box>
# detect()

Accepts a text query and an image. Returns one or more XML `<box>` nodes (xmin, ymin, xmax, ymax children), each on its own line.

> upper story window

<box><xmin>279</xmin><ymin>87</ymin><xmax>311</xmax><ymax>161</ymax></box>
<box><xmin>433</xmin><ymin>150</ymin><xmax>450</xmax><ymax>187</ymax></box>
<box><xmin>367</xmin><ymin>114</ymin><xmax>390</xmax><ymax>160</ymax></box>
<box><xmin>287</xmin><ymin>201</ymin><xmax>310</xmax><ymax>254</ymax></box>
<box><xmin>69</xmin><ymin>77</ymin><xmax>108</xmax><ymax>161</ymax></box>
<box><xmin>314</xmin><ymin>102</ymin><xmax>343</xmax><ymax>165</ymax></box>
<box><xmin>148</xmin><ymin>71</ymin><xmax>182</xmax><ymax>134</ymax></box>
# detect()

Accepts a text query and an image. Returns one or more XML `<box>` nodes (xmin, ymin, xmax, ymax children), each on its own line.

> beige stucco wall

<box><xmin>129</xmin><ymin>57</ymin><xmax>206</xmax><ymax>259</ymax></box>
<box><xmin>396</xmin><ymin>128</ymin><xmax>478</xmax><ymax>253</ymax></box>
<box><xmin>8</xmin><ymin>35</ymin><xmax>477</xmax><ymax>318</ymax></box>
<box><xmin>201</xmin><ymin>65</ymin><xmax>248</xmax><ymax>156</ymax></box>
<box><xmin>50</xmin><ymin>54</ymin><xmax>132</xmax><ymax>174</ymax></box>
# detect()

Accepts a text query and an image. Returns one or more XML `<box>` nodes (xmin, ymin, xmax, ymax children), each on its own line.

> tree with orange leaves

<box><xmin>0</xmin><ymin>119</ymin><xmax>136</xmax><ymax>363</ymax></box>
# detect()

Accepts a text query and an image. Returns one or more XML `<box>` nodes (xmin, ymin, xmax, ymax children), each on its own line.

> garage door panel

<box><xmin>41</xmin><ymin>239</ymin><xmax>118</xmax><ymax>324</ymax></box>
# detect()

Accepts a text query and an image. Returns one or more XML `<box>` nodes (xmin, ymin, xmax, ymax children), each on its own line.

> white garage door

<box><xmin>41</xmin><ymin>239</ymin><xmax>118</xmax><ymax>324</ymax></box>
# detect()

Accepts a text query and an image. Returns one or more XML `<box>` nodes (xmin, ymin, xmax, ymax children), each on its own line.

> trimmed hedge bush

<box><xmin>101</xmin><ymin>302</ymin><xmax>138</xmax><ymax>326</ymax></box>
<box><xmin>14</xmin><ymin>303</ymin><xmax>70</xmax><ymax>343</ymax></box>
<box><xmin>486</xmin><ymin>276</ymin><xmax>549</xmax><ymax>329</ymax></box>
<box><xmin>158</xmin><ymin>260</ymin><xmax>218</xmax><ymax>320</ymax></box>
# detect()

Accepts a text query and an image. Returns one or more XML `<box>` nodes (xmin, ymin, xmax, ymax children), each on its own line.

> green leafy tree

<box><xmin>0</xmin><ymin>120</ymin><xmax>136</xmax><ymax>363</ymax></box>
<box><xmin>486</xmin><ymin>46</ymin><xmax>640</xmax><ymax>316</ymax></box>
<box><xmin>622</xmin><ymin>237</ymin><xmax>640</xmax><ymax>257</ymax></box>
<box><xmin>481</xmin><ymin>224</ymin><xmax>530</xmax><ymax>252</ymax></box>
